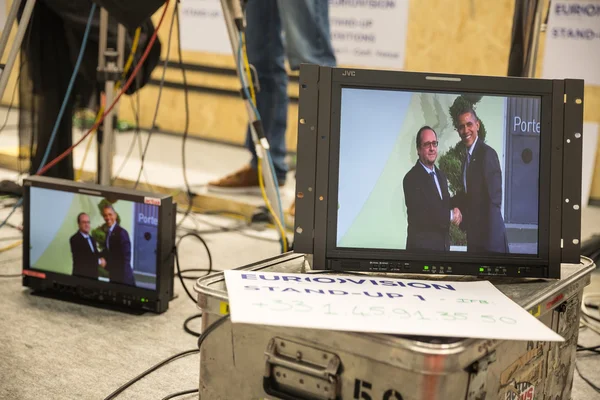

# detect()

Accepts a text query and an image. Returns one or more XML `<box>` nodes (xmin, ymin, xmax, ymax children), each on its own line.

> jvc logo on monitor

<box><xmin>342</xmin><ymin>70</ymin><xmax>356</xmax><ymax>77</ymax></box>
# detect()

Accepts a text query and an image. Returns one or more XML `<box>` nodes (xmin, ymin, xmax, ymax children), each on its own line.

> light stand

<box><xmin>0</xmin><ymin>0</ymin><xmax>37</xmax><ymax>103</ymax></box>
<box><xmin>96</xmin><ymin>8</ymin><xmax>126</xmax><ymax>185</ymax></box>
<box><xmin>218</xmin><ymin>0</ymin><xmax>285</xmax><ymax>225</ymax></box>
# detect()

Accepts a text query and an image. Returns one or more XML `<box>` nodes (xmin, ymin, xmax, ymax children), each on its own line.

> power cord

<box><xmin>112</xmin><ymin>94</ymin><xmax>143</xmax><ymax>182</ymax></box>
<box><xmin>236</xmin><ymin>31</ymin><xmax>287</xmax><ymax>253</ymax></box>
<box><xmin>0</xmin><ymin>59</ymin><xmax>21</xmax><ymax>135</ymax></box>
<box><xmin>161</xmin><ymin>388</ymin><xmax>198</xmax><ymax>400</ymax></box>
<box><xmin>35</xmin><ymin>0</ymin><xmax>171</xmax><ymax>177</ymax></box>
<box><xmin>0</xmin><ymin>1</ymin><xmax>169</xmax><ymax>233</ymax></box>
<box><xmin>183</xmin><ymin>313</ymin><xmax>202</xmax><ymax>338</ymax></box>
<box><xmin>576</xmin><ymin>296</ymin><xmax>600</xmax><ymax>393</ymax></box>
<box><xmin>133</xmin><ymin>2</ymin><xmax>178</xmax><ymax>190</ymax></box>
<box><xmin>0</xmin><ymin>4</ymin><xmax>96</xmax><ymax>229</ymax></box>
<box><xmin>39</xmin><ymin>3</ymin><xmax>97</xmax><ymax>172</ymax></box>
<box><xmin>576</xmin><ymin>362</ymin><xmax>600</xmax><ymax>393</ymax></box>
<box><xmin>173</xmin><ymin>2</ymin><xmax>195</xmax><ymax>230</ymax></box>
<box><xmin>174</xmin><ymin>232</ymin><xmax>213</xmax><ymax>304</ymax></box>
<box><xmin>103</xmin><ymin>314</ymin><xmax>230</xmax><ymax>400</ymax></box>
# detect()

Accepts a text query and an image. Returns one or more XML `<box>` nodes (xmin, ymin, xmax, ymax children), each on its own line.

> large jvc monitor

<box><xmin>22</xmin><ymin>176</ymin><xmax>176</xmax><ymax>313</ymax></box>
<box><xmin>294</xmin><ymin>65</ymin><xmax>584</xmax><ymax>279</ymax></box>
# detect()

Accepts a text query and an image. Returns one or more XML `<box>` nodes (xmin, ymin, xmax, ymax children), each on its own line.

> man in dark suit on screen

<box><xmin>100</xmin><ymin>205</ymin><xmax>135</xmax><ymax>286</ymax></box>
<box><xmin>452</xmin><ymin>108</ymin><xmax>509</xmax><ymax>253</ymax></box>
<box><xmin>403</xmin><ymin>126</ymin><xmax>462</xmax><ymax>251</ymax></box>
<box><xmin>69</xmin><ymin>212</ymin><xmax>105</xmax><ymax>279</ymax></box>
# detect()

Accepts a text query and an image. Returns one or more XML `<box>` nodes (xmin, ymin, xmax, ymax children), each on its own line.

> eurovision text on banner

<box><xmin>178</xmin><ymin>0</ymin><xmax>410</xmax><ymax>70</ymax></box>
<box><xmin>223</xmin><ymin>270</ymin><xmax>564</xmax><ymax>342</ymax></box>
<box><xmin>542</xmin><ymin>0</ymin><xmax>600</xmax><ymax>85</ymax></box>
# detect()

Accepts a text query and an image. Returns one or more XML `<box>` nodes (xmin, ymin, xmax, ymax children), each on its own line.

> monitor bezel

<box><xmin>294</xmin><ymin>65</ymin><xmax>582</xmax><ymax>279</ymax></box>
<box><xmin>22</xmin><ymin>176</ymin><xmax>175</xmax><ymax>312</ymax></box>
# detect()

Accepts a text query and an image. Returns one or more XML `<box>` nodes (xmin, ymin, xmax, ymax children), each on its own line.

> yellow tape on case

<box><xmin>220</xmin><ymin>302</ymin><xmax>230</xmax><ymax>315</ymax></box>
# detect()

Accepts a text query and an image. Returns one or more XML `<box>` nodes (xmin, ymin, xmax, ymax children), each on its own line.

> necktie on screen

<box><xmin>463</xmin><ymin>153</ymin><xmax>471</xmax><ymax>192</ymax></box>
<box><xmin>430</xmin><ymin>171</ymin><xmax>442</xmax><ymax>200</ymax></box>
<box><xmin>87</xmin><ymin>237</ymin><xmax>94</xmax><ymax>253</ymax></box>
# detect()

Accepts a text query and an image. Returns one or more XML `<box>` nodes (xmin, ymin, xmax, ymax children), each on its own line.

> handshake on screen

<box><xmin>451</xmin><ymin>208</ymin><xmax>463</xmax><ymax>226</ymax></box>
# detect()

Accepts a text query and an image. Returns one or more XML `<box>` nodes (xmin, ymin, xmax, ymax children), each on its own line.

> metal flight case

<box><xmin>194</xmin><ymin>253</ymin><xmax>595</xmax><ymax>400</ymax></box>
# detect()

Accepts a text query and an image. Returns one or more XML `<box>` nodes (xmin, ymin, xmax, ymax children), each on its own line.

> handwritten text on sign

<box><xmin>224</xmin><ymin>271</ymin><xmax>564</xmax><ymax>342</ymax></box>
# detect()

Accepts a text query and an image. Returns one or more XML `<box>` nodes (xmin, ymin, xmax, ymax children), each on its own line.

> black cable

<box><xmin>103</xmin><ymin>349</ymin><xmax>198</xmax><ymax>400</ymax></box>
<box><xmin>577</xmin><ymin>344</ymin><xmax>600</xmax><ymax>352</ymax></box>
<box><xmin>103</xmin><ymin>314</ymin><xmax>230</xmax><ymax>400</ymax></box>
<box><xmin>0</xmin><ymin>71</ymin><xmax>21</xmax><ymax>135</ymax></box>
<box><xmin>174</xmin><ymin>2</ymin><xmax>194</xmax><ymax>229</ymax></box>
<box><xmin>174</xmin><ymin>249</ymin><xmax>197</xmax><ymax>304</ymax></box>
<box><xmin>112</xmin><ymin>92</ymin><xmax>142</xmax><ymax>183</ymax></box>
<box><xmin>174</xmin><ymin>233</ymin><xmax>213</xmax><ymax>304</ymax></box>
<box><xmin>161</xmin><ymin>388</ymin><xmax>198</xmax><ymax>400</ymax></box>
<box><xmin>183</xmin><ymin>313</ymin><xmax>202</xmax><ymax>337</ymax></box>
<box><xmin>575</xmin><ymin>362</ymin><xmax>600</xmax><ymax>393</ymax></box>
<box><xmin>197</xmin><ymin>313</ymin><xmax>230</xmax><ymax>348</ymax></box>
<box><xmin>133</xmin><ymin>4</ymin><xmax>178</xmax><ymax>189</ymax></box>
<box><xmin>177</xmin><ymin>210</ymin><xmax>283</xmax><ymax>244</ymax></box>
<box><xmin>0</xmin><ymin>273</ymin><xmax>21</xmax><ymax>278</ymax></box>
<box><xmin>177</xmin><ymin>232</ymin><xmax>213</xmax><ymax>276</ymax></box>
<box><xmin>179</xmin><ymin>268</ymin><xmax>223</xmax><ymax>280</ymax></box>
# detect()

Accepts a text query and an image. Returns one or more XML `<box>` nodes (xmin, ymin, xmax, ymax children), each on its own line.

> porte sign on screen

<box><xmin>514</xmin><ymin>116</ymin><xmax>541</xmax><ymax>134</ymax></box>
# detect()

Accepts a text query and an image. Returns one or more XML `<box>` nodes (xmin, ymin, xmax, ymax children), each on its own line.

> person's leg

<box><xmin>276</xmin><ymin>0</ymin><xmax>337</xmax><ymax>70</ymax></box>
<box><xmin>276</xmin><ymin>0</ymin><xmax>336</xmax><ymax>215</ymax></box>
<box><xmin>246</xmin><ymin>0</ymin><xmax>289</xmax><ymax>182</ymax></box>
<box><xmin>209</xmin><ymin>0</ymin><xmax>288</xmax><ymax>191</ymax></box>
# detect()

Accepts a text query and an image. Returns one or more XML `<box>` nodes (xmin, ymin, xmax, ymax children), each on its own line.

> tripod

<box><xmin>0</xmin><ymin>0</ymin><xmax>123</xmax><ymax>185</ymax></box>
<box><xmin>0</xmin><ymin>0</ymin><xmax>36</xmax><ymax>105</ymax></box>
<box><xmin>218</xmin><ymin>0</ymin><xmax>285</xmax><ymax>232</ymax></box>
<box><xmin>96</xmin><ymin>9</ymin><xmax>126</xmax><ymax>185</ymax></box>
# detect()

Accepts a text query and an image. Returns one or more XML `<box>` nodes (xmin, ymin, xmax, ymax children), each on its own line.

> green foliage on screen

<box><xmin>439</xmin><ymin>95</ymin><xmax>488</xmax><ymax>246</ymax></box>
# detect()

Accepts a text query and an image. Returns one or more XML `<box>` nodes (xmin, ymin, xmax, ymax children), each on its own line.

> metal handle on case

<box><xmin>263</xmin><ymin>338</ymin><xmax>341</xmax><ymax>400</ymax></box>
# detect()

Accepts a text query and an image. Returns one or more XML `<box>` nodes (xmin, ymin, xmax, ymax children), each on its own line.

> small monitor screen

<box><xmin>336</xmin><ymin>87</ymin><xmax>541</xmax><ymax>256</ymax></box>
<box><xmin>28</xmin><ymin>187</ymin><xmax>159</xmax><ymax>290</ymax></box>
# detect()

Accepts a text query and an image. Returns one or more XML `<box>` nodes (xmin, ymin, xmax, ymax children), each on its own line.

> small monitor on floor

<box><xmin>22</xmin><ymin>176</ymin><xmax>176</xmax><ymax>313</ymax></box>
<box><xmin>294</xmin><ymin>65</ymin><xmax>584</xmax><ymax>279</ymax></box>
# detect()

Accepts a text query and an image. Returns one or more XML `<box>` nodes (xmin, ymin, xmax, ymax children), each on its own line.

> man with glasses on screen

<box><xmin>452</xmin><ymin>108</ymin><xmax>509</xmax><ymax>253</ymax></box>
<box><xmin>69</xmin><ymin>212</ymin><xmax>105</xmax><ymax>280</ymax></box>
<box><xmin>403</xmin><ymin>126</ymin><xmax>462</xmax><ymax>251</ymax></box>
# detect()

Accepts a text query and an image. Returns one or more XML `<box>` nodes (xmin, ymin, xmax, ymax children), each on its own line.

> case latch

<box><xmin>467</xmin><ymin>351</ymin><xmax>497</xmax><ymax>400</ymax></box>
<box><xmin>263</xmin><ymin>337</ymin><xmax>341</xmax><ymax>400</ymax></box>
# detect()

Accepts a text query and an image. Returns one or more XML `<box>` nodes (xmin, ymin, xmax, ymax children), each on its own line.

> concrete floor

<box><xmin>0</xmin><ymin>107</ymin><xmax>599</xmax><ymax>398</ymax></box>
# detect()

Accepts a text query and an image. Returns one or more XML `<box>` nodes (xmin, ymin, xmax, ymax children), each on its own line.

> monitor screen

<box><xmin>336</xmin><ymin>87</ymin><xmax>541</xmax><ymax>257</ymax></box>
<box><xmin>28</xmin><ymin>186</ymin><xmax>159</xmax><ymax>290</ymax></box>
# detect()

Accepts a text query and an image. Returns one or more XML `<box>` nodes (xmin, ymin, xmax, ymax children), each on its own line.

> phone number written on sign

<box><xmin>250</xmin><ymin>299</ymin><xmax>517</xmax><ymax>325</ymax></box>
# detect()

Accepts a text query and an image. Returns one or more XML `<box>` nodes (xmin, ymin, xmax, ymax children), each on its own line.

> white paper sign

<box><xmin>224</xmin><ymin>271</ymin><xmax>564</xmax><ymax>342</ymax></box>
<box><xmin>329</xmin><ymin>0</ymin><xmax>409</xmax><ymax>69</ymax></box>
<box><xmin>179</xmin><ymin>0</ymin><xmax>231</xmax><ymax>55</ymax></box>
<box><xmin>177</xmin><ymin>0</ymin><xmax>410</xmax><ymax>69</ymax></box>
<box><xmin>542</xmin><ymin>0</ymin><xmax>600</xmax><ymax>85</ymax></box>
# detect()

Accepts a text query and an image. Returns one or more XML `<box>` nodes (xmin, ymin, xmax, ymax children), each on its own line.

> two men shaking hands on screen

<box><xmin>403</xmin><ymin>108</ymin><xmax>509</xmax><ymax>253</ymax></box>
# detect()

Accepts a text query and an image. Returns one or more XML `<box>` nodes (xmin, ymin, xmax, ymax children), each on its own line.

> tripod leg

<box><xmin>219</xmin><ymin>0</ymin><xmax>285</xmax><ymax>225</ymax></box>
<box><xmin>0</xmin><ymin>0</ymin><xmax>23</xmax><ymax>62</ymax></box>
<box><xmin>0</xmin><ymin>0</ymin><xmax>36</xmax><ymax>101</ymax></box>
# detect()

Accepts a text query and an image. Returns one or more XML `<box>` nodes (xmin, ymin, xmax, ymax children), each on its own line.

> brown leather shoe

<box><xmin>208</xmin><ymin>165</ymin><xmax>285</xmax><ymax>194</ymax></box>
